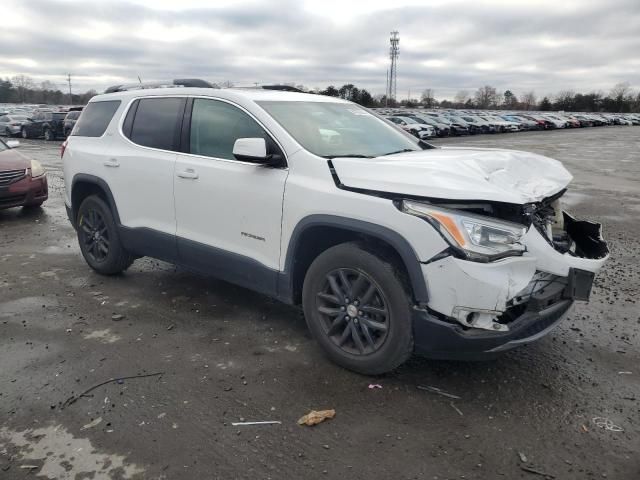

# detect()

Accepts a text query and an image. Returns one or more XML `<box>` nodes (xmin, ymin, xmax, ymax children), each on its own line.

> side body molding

<box><xmin>278</xmin><ymin>214</ymin><xmax>429</xmax><ymax>304</ymax></box>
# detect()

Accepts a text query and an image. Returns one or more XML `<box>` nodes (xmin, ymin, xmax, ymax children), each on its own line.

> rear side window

<box><xmin>66</xmin><ymin>111</ymin><xmax>80</xmax><ymax>120</ymax></box>
<box><xmin>128</xmin><ymin>98</ymin><xmax>184</xmax><ymax>151</ymax></box>
<box><xmin>189</xmin><ymin>99</ymin><xmax>267</xmax><ymax>160</ymax></box>
<box><xmin>73</xmin><ymin>101</ymin><xmax>121</xmax><ymax>137</ymax></box>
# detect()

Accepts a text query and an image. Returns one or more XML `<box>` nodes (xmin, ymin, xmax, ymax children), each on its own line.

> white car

<box><xmin>62</xmin><ymin>81</ymin><xmax>609</xmax><ymax>374</ymax></box>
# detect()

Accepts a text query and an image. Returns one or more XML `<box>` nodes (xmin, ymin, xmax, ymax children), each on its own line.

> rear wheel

<box><xmin>43</xmin><ymin>128</ymin><xmax>53</xmax><ymax>141</ymax></box>
<box><xmin>4</xmin><ymin>127</ymin><xmax>10</xmax><ymax>137</ymax></box>
<box><xmin>77</xmin><ymin>195</ymin><xmax>134</xmax><ymax>275</ymax></box>
<box><xmin>302</xmin><ymin>243</ymin><xmax>413</xmax><ymax>375</ymax></box>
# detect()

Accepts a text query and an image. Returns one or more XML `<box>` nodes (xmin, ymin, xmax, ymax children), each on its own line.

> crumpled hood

<box><xmin>331</xmin><ymin>146</ymin><xmax>573</xmax><ymax>204</ymax></box>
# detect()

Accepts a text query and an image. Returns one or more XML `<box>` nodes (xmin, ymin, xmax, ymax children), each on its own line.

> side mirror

<box><xmin>233</xmin><ymin>138</ymin><xmax>267</xmax><ymax>162</ymax></box>
<box><xmin>6</xmin><ymin>140</ymin><xmax>20</xmax><ymax>148</ymax></box>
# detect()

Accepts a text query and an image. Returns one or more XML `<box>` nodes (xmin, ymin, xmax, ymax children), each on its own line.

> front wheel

<box><xmin>77</xmin><ymin>195</ymin><xmax>134</xmax><ymax>275</ymax></box>
<box><xmin>302</xmin><ymin>243</ymin><xmax>413</xmax><ymax>375</ymax></box>
<box><xmin>43</xmin><ymin>128</ymin><xmax>53</xmax><ymax>141</ymax></box>
<box><xmin>21</xmin><ymin>128</ymin><xmax>29</xmax><ymax>139</ymax></box>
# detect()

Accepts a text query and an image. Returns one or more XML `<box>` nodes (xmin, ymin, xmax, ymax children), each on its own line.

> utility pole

<box><xmin>385</xmin><ymin>69</ymin><xmax>389</xmax><ymax>107</ymax></box>
<box><xmin>66</xmin><ymin>73</ymin><xmax>72</xmax><ymax>105</ymax></box>
<box><xmin>387</xmin><ymin>31</ymin><xmax>399</xmax><ymax>103</ymax></box>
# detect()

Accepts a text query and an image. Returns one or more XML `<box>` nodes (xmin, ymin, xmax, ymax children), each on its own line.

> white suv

<box><xmin>62</xmin><ymin>81</ymin><xmax>609</xmax><ymax>374</ymax></box>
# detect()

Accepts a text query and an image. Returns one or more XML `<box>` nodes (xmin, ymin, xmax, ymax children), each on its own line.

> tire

<box><xmin>4</xmin><ymin>127</ymin><xmax>10</xmax><ymax>137</ymax></box>
<box><xmin>76</xmin><ymin>195</ymin><xmax>134</xmax><ymax>275</ymax></box>
<box><xmin>43</xmin><ymin>128</ymin><xmax>53</xmax><ymax>141</ymax></box>
<box><xmin>21</xmin><ymin>127</ymin><xmax>29</xmax><ymax>139</ymax></box>
<box><xmin>302</xmin><ymin>242</ymin><xmax>413</xmax><ymax>375</ymax></box>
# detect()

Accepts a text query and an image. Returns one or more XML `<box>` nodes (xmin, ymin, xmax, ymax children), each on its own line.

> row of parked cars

<box><xmin>0</xmin><ymin>104</ymin><xmax>83</xmax><ymax>140</ymax></box>
<box><xmin>376</xmin><ymin>108</ymin><xmax>640</xmax><ymax>139</ymax></box>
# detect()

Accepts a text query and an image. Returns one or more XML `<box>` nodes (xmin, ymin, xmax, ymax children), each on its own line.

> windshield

<box><xmin>257</xmin><ymin>101</ymin><xmax>422</xmax><ymax>158</ymax></box>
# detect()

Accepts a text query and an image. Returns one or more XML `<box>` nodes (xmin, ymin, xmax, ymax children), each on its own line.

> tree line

<box><xmin>2</xmin><ymin>74</ymin><xmax>639</xmax><ymax>113</ymax></box>
<box><xmin>0</xmin><ymin>75</ymin><xmax>97</xmax><ymax>105</ymax></box>
<box><xmin>315</xmin><ymin>82</ymin><xmax>640</xmax><ymax>113</ymax></box>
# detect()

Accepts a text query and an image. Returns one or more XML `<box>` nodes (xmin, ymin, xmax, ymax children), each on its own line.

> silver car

<box><xmin>0</xmin><ymin>115</ymin><xmax>30</xmax><ymax>137</ymax></box>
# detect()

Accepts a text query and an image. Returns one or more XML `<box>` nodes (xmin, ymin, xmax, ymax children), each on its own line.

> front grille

<box><xmin>0</xmin><ymin>169</ymin><xmax>26</xmax><ymax>186</ymax></box>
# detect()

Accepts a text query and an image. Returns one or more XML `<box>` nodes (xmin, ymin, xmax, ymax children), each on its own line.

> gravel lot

<box><xmin>1</xmin><ymin>128</ymin><xmax>639</xmax><ymax>479</ymax></box>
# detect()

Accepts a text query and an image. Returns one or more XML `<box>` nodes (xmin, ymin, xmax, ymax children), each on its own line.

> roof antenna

<box><xmin>137</xmin><ymin>75</ymin><xmax>142</xmax><ymax>84</ymax></box>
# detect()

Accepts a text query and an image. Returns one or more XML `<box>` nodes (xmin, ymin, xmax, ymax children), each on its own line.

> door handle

<box><xmin>103</xmin><ymin>158</ymin><xmax>120</xmax><ymax>168</ymax></box>
<box><xmin>177</xmin><ymin>168</ymin><xmax>199</xmax><ymax>179</ymax></box>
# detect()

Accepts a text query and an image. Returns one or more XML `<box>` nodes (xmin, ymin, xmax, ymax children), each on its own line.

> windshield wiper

<box><xmin>379</xmin><ymin>148</ymin><xmax>416</xmax><ymax>156</ymax></box>
<box><xmin>322</xmin><ymin>154</ymin><xmax>373</xmax><ymax>159</ymax></box>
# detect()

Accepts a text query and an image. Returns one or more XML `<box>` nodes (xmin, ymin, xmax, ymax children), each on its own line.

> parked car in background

<box><xmin>64</xmin><ymin>110</ymin><xmax>82</xmax><ymax>137</ymax></box>
<box><xmin>386</xmin><ymin>116</ymin><xmax>434</xmax><ymax>139</ymax></box>
<box><xmin>402</xmin><ymin>114</ymin><xmax>451</xmax><ymax>137</ymax></box>
<box><xmin>21</xmin><ymin>111</ymin><xmax>67</xmax><ymax>140</ymax></box>
<box><xmin>0</xmin><ymin>115</ymin><xmax>31</xmax><ymax>137</ymax></box>
<box><xmin>0</xmin><ymin>138</ymin><xmax>48</xmax><ymax>209</ymax></box>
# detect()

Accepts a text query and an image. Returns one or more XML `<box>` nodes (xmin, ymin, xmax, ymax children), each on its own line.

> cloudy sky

<box><xmin>1</xmin><ymin>0</ymin><xmax>639</xmax><ymax>99</ymax></box>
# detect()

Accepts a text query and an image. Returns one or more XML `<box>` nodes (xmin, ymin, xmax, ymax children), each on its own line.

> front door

<box><xmin>174</xmin><ymin>97</ymin><xmax>288</xmax><ymax>295</ymax></box>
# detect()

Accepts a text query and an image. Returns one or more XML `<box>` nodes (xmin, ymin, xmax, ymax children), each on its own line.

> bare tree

<box><xmin>421</xmin><ymin>88</ymin><xmax>436</xmax><ymax>108</ymax></box>
<box><xmin>474</xmin><ymin>85</ymin><xmax>497</xmax><ymax>109</ymax></box>
<box><xmin>454</xmin><ymin>90</ymin><xmax>469</xmax><ymax>105</ymax></box>
<box><xmin>11</xmin><ymin>75</ymin><xmax>35</xmax><ymax>103</ymax></box>
<box><xmin>521</xmin><ymin>91</ymin><xmax>537</xmax><ymax>110</ymax></box>
<box><xmin>610</xmin><ymin>82</ymin><xmax>632</xmax><ymax>101</ymax></box>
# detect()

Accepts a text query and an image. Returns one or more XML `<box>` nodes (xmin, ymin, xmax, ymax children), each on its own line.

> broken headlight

<box><xmin>402</xmin><ymin>200</ymin><xmax>527</xmax><ymax>261</ymax></box>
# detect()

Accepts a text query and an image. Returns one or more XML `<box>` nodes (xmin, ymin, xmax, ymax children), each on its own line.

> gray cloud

<box><xmin>1</xmin><ymin>0</ymin><xmax>639</xmax><ymax>99</ymax></box>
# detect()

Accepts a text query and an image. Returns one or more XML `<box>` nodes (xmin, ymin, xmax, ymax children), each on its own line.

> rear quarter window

<box><xmin>125</xmin><ymin>97</ymin><xmax>184</xmax><ymax>151</ymax></box>
<box><xmin>72</xmin><ymin>100</ymin><xmax>121</xmax><ymax>137</ymax></box>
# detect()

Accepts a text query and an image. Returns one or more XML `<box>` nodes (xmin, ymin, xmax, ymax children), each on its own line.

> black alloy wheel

<box><xmin>79</xmin><ymin>208</ymin><xmax>110</xmax><ymax>263</ymax></box>
<box><xmin>302</xmin><ymin>242</ymin><xmax>413</xmax><ymax>374</ymax></box>
<box><xmin>316</xmin><ymin>268</ymin><xmax>389</xmax><ymax>355</ymax></box>
<box><xmin>21</xmin><ymin>127</ymin><xmax>28</xmax><ymax>139</ymax></box>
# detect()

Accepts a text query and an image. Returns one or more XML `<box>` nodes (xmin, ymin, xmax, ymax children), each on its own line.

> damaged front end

<box><xmin>411</xmin><ymin>191</ymin><xmax>608</xmax><ymax>357</ymax></box>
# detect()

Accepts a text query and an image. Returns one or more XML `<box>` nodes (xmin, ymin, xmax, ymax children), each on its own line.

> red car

<box><xmin>0</xmin><ymin>139</ymin><xmax>48</xmax><ymax>209</ymax></box>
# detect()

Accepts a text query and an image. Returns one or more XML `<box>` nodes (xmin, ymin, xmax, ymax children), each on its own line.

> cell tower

<box><xmin>387</xmin><ymin>31</ymin><xmax>399</xmax><ymax>102</ymax></box>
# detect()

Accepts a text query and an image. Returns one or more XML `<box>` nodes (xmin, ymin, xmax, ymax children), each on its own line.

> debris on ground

<box><xmin>368</xmin><ymin>384</ymin><xmax>382</xmax><ymax>389</ymax></box>
<box><xmin>297</xmin><ymin>409</ymin><xmax>336</xmax><ymax>426</ymax></box>
<box><xmin>62</xmin><ymin>372</ymin><xmax>164</xmax><ymax>408</ymax></box>
<box><xmin>592</xmin><ymin>417</ymin><xmax>623</xmax><ymax>432</ymax></box>
<box><xmin>416</xmin><ymin>385</ymin><xmax>461</xmax><ymax>400</ymax></box>
<box><xmin>520</xmin><ymin>465</ymin><xmax>555</xmax><ymax>478</ymax></box>
<box><xmin>111</xmin><ymin>314</ymin><xmax>124</xmax><ymax>321</ymax></box>
<box><xmin>449</xmin><ymin>402</ymin><xmax>463</xmax><ymax>416</ymax></box>
<box><xmin>167</xmin><ymin>324</ymin><xmax>175</xmax><ymax>331</ymax></box>
<box><xmin>231</xmin><ymin>421</ymin><xmax>281</xmax><ymax>426</ymax></box>
<box><xmin>20</xmin><ymin>465</ymin><xmax>39</xmax><ymax>470</ymax></box>
<box><xmin>518</xmin><ymin>451</ymin><xmax>528</xmax><ymax>463</ymax></box>
<box><xmin>81</xmin><ymin>417</ymin><xmax>102</xmax><ymax>430</ymax></box>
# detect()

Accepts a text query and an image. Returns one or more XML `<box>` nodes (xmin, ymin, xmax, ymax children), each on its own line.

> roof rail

<box><xmin>104</xmin><ymin>78</ymin><xmax>216</xmax><ymax>94</ymax></box>
<box><xmin>260</xmin><ymin>85</ymin><xmax>304</xmax><ymax>92</ymax></box>
<box><xmin>232</xmin><ymin>84</ymin><xmax>304</xmax><ymax>93</ymax></box>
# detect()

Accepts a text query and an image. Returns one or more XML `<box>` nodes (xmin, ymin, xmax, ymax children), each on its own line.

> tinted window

<box><xmin>66</xmin><ymin>111</ymin><xmax>80</xmax><ymax>120</ymax></box>
<box><xmin>52</xmin><ymin>113</ymin><xmax>66</xmax><ymax>120</ymax></box>
<box><xmin>73</xmin><ymin>101</ymin><xmax>121</xmax><ymax>137</ymax></box>
<box><xmin>190</xmin><ymin>99</ymin><xmax>267</xmax><ymax>160</ymax></box>
<box><xmin>129</xmin><ymin>98</ymin><xmax>183</xmax><ymax>151</ymax></box>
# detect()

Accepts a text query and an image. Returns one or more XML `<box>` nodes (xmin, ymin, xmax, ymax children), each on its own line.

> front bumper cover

<box><xmin>414</xmin><ymin>213</ymin><xmax>608</xmax><ymax>358</ymax></box>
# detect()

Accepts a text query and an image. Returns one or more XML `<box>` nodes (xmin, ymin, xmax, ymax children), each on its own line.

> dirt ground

<box><xmin>1</xmin><ymin>127</ymin><xmax>639</xmax><ymax>480</ymax></box>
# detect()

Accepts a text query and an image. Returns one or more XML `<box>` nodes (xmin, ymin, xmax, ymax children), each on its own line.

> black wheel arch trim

<box><xmin>70</xmin><ymin>174</ymin><xmax>121</xmax><ymax>227</ymax></box>
<box><xmin>278</xmin><ymin>214</ymin><xmax>429</xmax><ymax>304</ymax></box>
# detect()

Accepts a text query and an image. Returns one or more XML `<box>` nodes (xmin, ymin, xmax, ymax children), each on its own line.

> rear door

<box><xmin>105</xmin><ymin>96</ymin><xmax>185</xmax><ymax>260</ymax></box>
<box><xmin>173</xmin><ymin>97</ymin><xmax>288</xmax><ymax>295</ymax></box>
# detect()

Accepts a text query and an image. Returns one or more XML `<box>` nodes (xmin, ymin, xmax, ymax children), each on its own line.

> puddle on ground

<box><xmin>0</xmin><ymin>424</ymin><xmax>144</xmax><ymax>479</ymax></box>
<box><xmin>83</xmin><ymin>329</ymin><xmax>121</xmax><ymax>344</ymax></box>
